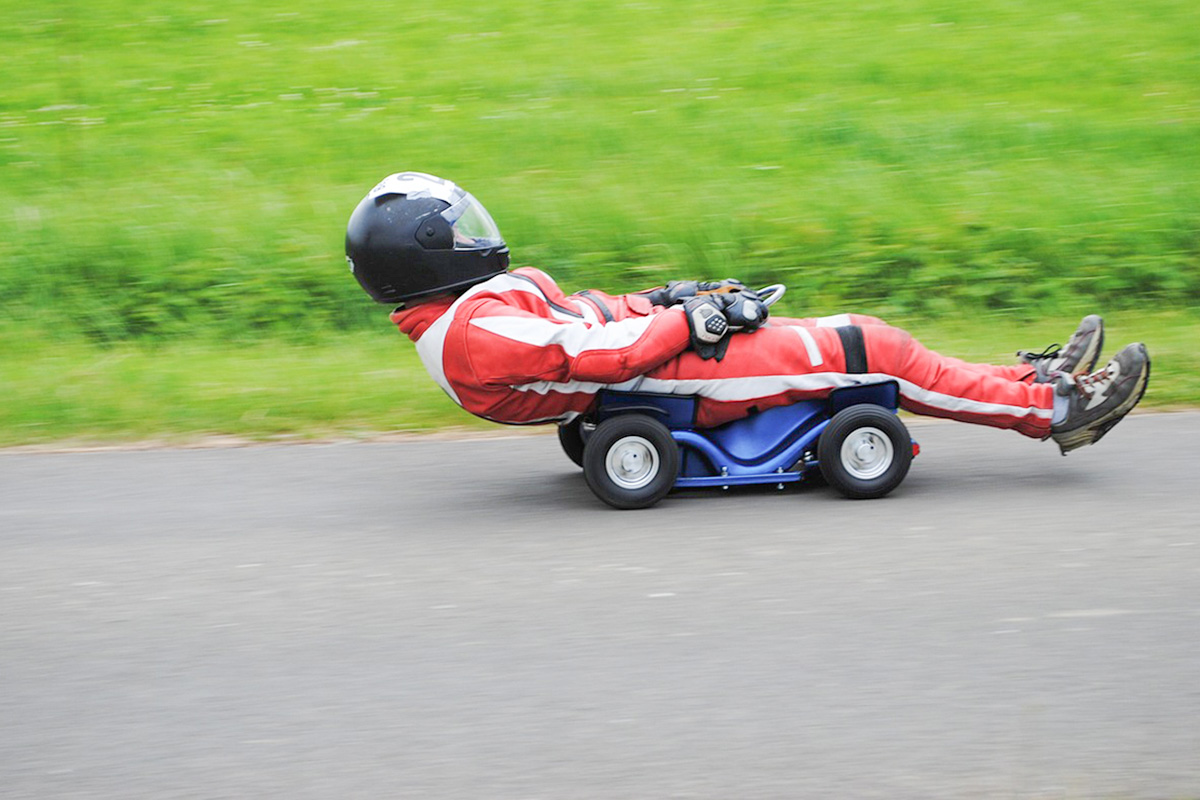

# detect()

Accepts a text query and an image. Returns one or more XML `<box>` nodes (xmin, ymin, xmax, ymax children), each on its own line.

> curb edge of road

<box><xmin>1</xmin><ymin>408</ymin><xmax>1190</xmax><ymax>456</ymax></box>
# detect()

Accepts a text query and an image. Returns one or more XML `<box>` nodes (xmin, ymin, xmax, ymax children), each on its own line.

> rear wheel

<box><xmin>557</xmin><ymin>418</ymin><xmax>586</xmax><ymax>468</ymax></box>
<box><xmin>817</xmin><ymin>405</ymin><xmax>912</xmax><ymax>499</ymax></box>
<box><xmin>583</xmin><ymin>415</ymin><xmax>679</xmax><ymax>509</ymax></box>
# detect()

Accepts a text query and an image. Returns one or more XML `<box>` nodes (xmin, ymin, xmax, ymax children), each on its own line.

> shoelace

<box><xmin>1072</xmin><ymin>362</ymin><xmax>1117</xmax><ymax>398</ymax></box>
<box><xmin>1017</xmin><ymin>343</ymin><xmax>1061</xmax><ymax>362</ymax></box>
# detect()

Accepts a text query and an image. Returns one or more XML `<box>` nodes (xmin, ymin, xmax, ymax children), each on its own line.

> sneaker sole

<box><xmin>1055</xmin><ymin>346</ymin><xmax>1150</xmax><ymax>453</ymax></box>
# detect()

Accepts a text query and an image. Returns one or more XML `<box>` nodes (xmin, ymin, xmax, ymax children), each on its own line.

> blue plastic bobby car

<box><xmin>557</xmin><ymin>381</ymin><xmax>919</xmax><ymax>509</ymax></box>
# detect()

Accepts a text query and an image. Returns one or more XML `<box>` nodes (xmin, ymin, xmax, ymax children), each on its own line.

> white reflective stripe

<box><xmin>412</xmin><ymin>270</ymin><xmax>645</xmax><ymax>406</ymax></box>
<box><xmin>413</xmin><ymin>311</ymin><xmax>460</xmax><ymax>404</ymax></box>
<box><xmin>469</xmin><ymin>313</ymin><xmax>657</xmax><ymax>358</ymax></box>
<box><xmin>790</xmin><ymin>325</ymin><xmax>824</xmax><ymax>367</ymax></box>
<box><xmin>815</xmin><ymin>313</ymin><xmax>852</xmax><ymax>327</ymax></box>
<box><xmin>411</xmin><ymin>272</ymin><xmax>532</xmax><ymax>405</ymax></box>
<box><xmin>884</xmin><ymin>375</ymin><xmax>1053</xmax><ymax>421</ymax></box>
<box><xmin>507</xmin><ymin>371</ymin><xmax>1053</xmax><ymax>422</ymax></box>
<box><xmin>508</xmin><ymin>376</ymin><xmax>646</xmax><ymax>396</ymax></box>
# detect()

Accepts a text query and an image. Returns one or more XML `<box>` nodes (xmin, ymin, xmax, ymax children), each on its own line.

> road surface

<box><xmin>2</xmin><ymin>412</ymin><xmax>1198</xmax><ymax>798</ymax></box>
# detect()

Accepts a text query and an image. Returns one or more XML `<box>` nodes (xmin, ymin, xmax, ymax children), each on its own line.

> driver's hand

<box><xmin>645</xmin><ymin>279</ymin><xmax>745</xmax><ymax>307</ymax></box>
<box><xmin>682</xmin><ymin>291</ymin><xmax>770</xmax><ymax>361</ymax></box>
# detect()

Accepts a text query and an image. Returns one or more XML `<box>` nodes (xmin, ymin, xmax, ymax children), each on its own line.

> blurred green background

<box><xmin>2</xmin><ymin>0</ymin><xmax>1197</xmax><ymax>445</ymax></box>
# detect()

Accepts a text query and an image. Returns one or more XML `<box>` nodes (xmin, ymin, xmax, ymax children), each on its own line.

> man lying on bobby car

<box><xmin>345</xmin><ymin>172</ymin><xmax>1150</xmax><ymax>455</ymax></box>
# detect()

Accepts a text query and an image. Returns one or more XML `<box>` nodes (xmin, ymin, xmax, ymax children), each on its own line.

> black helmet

<box><xmin>345</xmin><ymin>172</ymin><xmax>510</xmax><ymax>305</ymax></box>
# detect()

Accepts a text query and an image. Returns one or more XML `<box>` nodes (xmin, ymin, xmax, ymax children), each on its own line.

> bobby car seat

<box><xmin>554</xmin><ymin>285</ymin><xmax>919</xmax><ymax>509</ymax></box>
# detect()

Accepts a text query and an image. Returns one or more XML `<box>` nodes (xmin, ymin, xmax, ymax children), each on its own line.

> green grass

<box><xmin>3</xmin><ymin>0</ymin><xmax>1198</xmax><ymax>336</ymax></box>
<box><xmin>1</xmin><ymin>0</ymin><xmax>1197</xmax><ymax>443</ymax></box>
<box><xmin>2</xmin><ymin>309</ymin><xmax>1195</xmax><ymax>449</ymax></box>
<box><xmin>0</xmin><ymin>329</ymin><xmax>493</xmax><ymax>447</ymax></box>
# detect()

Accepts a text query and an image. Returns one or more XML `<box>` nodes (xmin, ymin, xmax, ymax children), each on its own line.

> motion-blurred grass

<box><xmin>2</xmin><ymin>310</ymin><xmax>1195</xmax><ymax>448</ymax></box>
<box><xmin>1</xmin><ymin>0</ymin><xmax>1197</xmax><ymax>443</ymax></box>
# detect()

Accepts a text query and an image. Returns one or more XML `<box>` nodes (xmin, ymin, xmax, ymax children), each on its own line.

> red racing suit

<box><xmin>391</xmin><ymin>267</ymin><xmax>1054</xmax><ymax>438</ymax></box>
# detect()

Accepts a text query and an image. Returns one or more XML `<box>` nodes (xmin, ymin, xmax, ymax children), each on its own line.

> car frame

<box><xmin>559</xmin><ymin>381</ymin><xmax>918</xmax><ymax>509</ymax></box>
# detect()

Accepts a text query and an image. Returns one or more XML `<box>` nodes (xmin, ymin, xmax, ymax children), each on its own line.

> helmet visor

<box><xmin>441</xmin><ymin>193</ymin><xmax>504</xmax><ymax>251</ymax></box>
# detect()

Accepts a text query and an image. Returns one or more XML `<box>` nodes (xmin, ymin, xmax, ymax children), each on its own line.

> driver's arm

<box><xmin>458</xmin><ymin>299</ymin><xmax>691</xmax><ymax>387</ymax></box>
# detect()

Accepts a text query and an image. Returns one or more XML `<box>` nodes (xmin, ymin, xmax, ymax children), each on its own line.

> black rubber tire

<box><xmin>557</xmin><ymin>418</ymin><xmax>586</xmax><ymax>468</ymax></box>
<box><xmin>817</xmin><ymin>405</ymin><xmax>912</xmax><ymax>499</ymax></box>
<box><xmin>582</xmin><ymin>415</ymin><xmax>679</xmax><ymax>510</ymax></box>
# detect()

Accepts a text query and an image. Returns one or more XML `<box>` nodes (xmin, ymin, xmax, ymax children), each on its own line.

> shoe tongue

<box><xmin>1051</xmin><ymin>371</ymin><xmax>1077</xmax><ymax>396</ymax></box>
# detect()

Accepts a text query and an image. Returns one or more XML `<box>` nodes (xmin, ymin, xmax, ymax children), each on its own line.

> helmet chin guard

<box><xmin>346</xmin><ymin>172</ymin><xmax>509</xmax><ymax>305</ymax></box>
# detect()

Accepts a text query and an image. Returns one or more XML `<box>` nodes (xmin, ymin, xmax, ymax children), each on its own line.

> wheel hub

<box><xmin>840</xmin><ymin>427</ymin><xmax>894</xmax><ymax>480</ymax></box>
<box><xmin>605</xmin><ymin>435</ymin><xmax>659</xmax><ymax>490</ymax></box>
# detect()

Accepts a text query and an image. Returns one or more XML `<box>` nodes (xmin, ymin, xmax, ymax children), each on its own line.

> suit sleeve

<box><xmin>459</xmin><ymin>297</ymin><xmax>692</xmax><ymax>386</ymax></box>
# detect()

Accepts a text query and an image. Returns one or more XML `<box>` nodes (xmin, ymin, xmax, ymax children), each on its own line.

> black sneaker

<box><xmin>1019</xmin><ymin>314</ymin><xmax>1105</xmax><ymax>383</ymax></box>
<box><xmin>1050</xmin><ymin>343</ymin><xmax>1150</xmax><ymax>454</ymax></box>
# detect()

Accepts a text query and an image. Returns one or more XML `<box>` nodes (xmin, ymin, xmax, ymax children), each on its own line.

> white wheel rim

<box><xmin>605</xmin><ymin>435</ymin><xmax>660</xmax><ymax>490</ymax></box>
<box><xmin>839</xmin><ymin>427</ymin><xmax>894</xmax><ymax>480</ymax></box>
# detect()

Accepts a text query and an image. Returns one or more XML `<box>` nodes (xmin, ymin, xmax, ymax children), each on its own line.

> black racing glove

<box><xmin>696</xmin><ymin>278</ymin><xmax>747</xmax><ymax>294</ymax></box>
<box><xmin>681</xmin><ymin>290</ymin><xmax>770</xmax><ymax>361</ymax></box>
<box><xmin>717</xmin><ymin>288</ymin><xmax>769</xmax><ymax>332</ymax></box>
<box><xmin>645</xmin><ymin>278</ymin><xmax>745</xmax><ymax>307</ymax></box>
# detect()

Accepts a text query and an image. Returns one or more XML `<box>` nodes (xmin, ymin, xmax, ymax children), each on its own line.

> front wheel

<box><xmin>583</xmin><ymin>415</ymin><xmax>679</xmax><ymax>509</ymax></box>
<box><xmin>817</xmin><ymin>405</ymin><xmax>912</xmax><ymax>499</ymax></box>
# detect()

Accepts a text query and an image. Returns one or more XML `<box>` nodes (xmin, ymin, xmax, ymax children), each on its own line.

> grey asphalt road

<box><xmin>2</xmin><ymin>412</ymin><xmax>1198</xmax><ymax>799</ymax></box>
